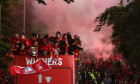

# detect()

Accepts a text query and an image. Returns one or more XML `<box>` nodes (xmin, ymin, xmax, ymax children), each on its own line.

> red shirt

<box><xmin>42</xmin><ymin>38</ymin><xmax>47</xmax><ymax>43</ymax></box>
<box><xmin>9</xmin><ymin>37</ymin><xmax>21</xmax><ymax>49</ymax></box>
<box><xmin>55</xmin><ymin>38</ymin><xmax>61</xmax><ymax>43</ymax></box>
<box><xmin>21</xmin><ymin>38</ymin><xmax>30</xmax><ymax>48</ymax></box>
<box><xmin>29</xmin><ymin>39</ymin><xmax>39</xmax><ymax>47</ymax></box>
<box><xmin>39</xmin><ymin>44</ymin><xmax>52</xmax><ymax>52</ymax></box>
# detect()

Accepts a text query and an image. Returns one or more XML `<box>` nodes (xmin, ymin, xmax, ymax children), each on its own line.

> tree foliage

<box><xmin>37</xmin><ymin>0</ymin><xmax>75</xmax><ymax>5</ymax></box>
<box><xmin>0</xmin><ymin>40</ymin><xmax>12</xmax><ymax>69</ymax></box>
<box><xmin>0</xmin><ymin>0</ymin><xmax>75</xmax><ymax>37</ymax></box>
<box><xmin>94</xmin><ymin>0</ymin><xmax>140</xmax><ymax>69</ymax></box>
<box><xmin>0</xmin><ymin>0</ymin><xmax>20</xmax><ymax>37</ymax></box>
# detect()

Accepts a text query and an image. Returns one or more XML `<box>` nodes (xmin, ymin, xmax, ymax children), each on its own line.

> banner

<box><xmin>9</xmin><ymin>59</ymin><xmax>51</xmax><ymax>75</ymax></box>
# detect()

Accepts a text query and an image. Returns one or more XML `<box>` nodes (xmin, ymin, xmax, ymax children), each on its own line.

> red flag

<box><xmin>9</xmin><ymin>59</ymin><xmax>51</xmax><ymax>75</ymax></box>
<box><xmin>9</xmin><ymin>66</ymin><xmax>24</xmax><ymax>75</ymax></box>
<box><xmin>31</xmin><ymin>59</ymin><xmax>51</xmax><ymax>73</ymax></box>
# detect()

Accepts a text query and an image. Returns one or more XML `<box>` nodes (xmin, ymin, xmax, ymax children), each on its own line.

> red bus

<box><xmin>13</xmin><ymin>55</ymin><xmax>76</xmax><ymax>84</ymax></box>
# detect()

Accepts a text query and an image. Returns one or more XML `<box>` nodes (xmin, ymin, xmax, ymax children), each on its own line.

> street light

<box><xmin>0</xmin><ymin>4</ymin><xmax>1</xmax><ymax>35</ymax></box>
<box><xmin>23</xmin><ymin>0</ymin><xmax>26</xmax><ymax>33</ymax></box>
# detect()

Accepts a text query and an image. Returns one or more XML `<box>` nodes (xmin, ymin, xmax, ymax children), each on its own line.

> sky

<box><xmin>32</xmin><ymin>0</ymin><xmax>120</xmax><ymax>59</ymax></box>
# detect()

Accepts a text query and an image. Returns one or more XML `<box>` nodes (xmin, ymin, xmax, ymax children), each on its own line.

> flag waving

<box><xmin>9</xmin><ymin>59</ymin><xmax>51</xmax><ymax>75</ymax></box>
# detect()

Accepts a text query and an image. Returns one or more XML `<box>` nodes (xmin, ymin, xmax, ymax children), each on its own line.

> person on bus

<box><xmin>54</xmin><ymin>31</ymin><xmax>62</xmax><ymax>45</ymax></box>
<box><xmin>1</xmin><ymin>33</ymin><xmax>21</xmax><ymax>55</ymax></box>
<box><xmin>60</xmin><ymin>33</ymin><xmax>69</xmax><ymax>55</ymax></box>
<box><xmin>36</xmin><ymin>34</ymin><xmax>42</xmax><ymax>45</ymax></box>
<box><xmin>20</xmin><ymin>33</ymin><xmax>30</xmax><ymax>54</ymax></box>
<box><xmin>43</xmin><ymin>34</ymin><xmax>49</xmax><ymax>42</ymax></box>
<box><xmin>29</xmin><ymin>33</ymin><xmax>38</xmax><ymax>47</ymax></box>
<box><xmin>36</xmin><ymin>34</ymin><xmax>42</xmax><ymax>54</ymax></box>
<box><xmin>49</xmin><ymin>36</ymin><xmax>55</xmax><ymax>46</ymax></box>
<box><xmin>52</xmin><ymin>41</ymin><xmax>61</xmax><ymax>59</ymax></box>
<box><xmin>67</xmin><ymin>32</ymin><xmax>74</xmax><ymax>55</ymax></box>
<box><xmin>39</xmin><ymin>38</ymin><xmax>52</xmax><ymax>56</ymax></box>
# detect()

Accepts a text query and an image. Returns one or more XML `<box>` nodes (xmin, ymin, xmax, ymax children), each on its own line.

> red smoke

<box><xmin>32</xmin><ymin>0</ymin><xmax>120</xmax><ymax>59</ymax></box>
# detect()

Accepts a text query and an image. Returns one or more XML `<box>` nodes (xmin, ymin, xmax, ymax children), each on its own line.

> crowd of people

<box><xmin>0</xmin><ymin>70</ymin><xmax>12</xmax><ymax>84</ymax></box>
<box><xmin>77</xmin><ymin>55</ymin><xmax>140</xmax><ymax>84</ymax></box>
<box><xmin>1</xmin><ymin>31</ymin><xmax>140</xmax><ymax>84</ymax></box>
<box><xmin>1</xmin><ymin>31</ymin><xmax>83</xmax><ymax>57</ymax></box>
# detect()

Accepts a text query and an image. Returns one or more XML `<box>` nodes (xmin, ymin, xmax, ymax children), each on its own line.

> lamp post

<box><xmin>0</xmin><ymin>4</ymin><xmax>1</xmax><ymax>35</ymax></box>
<box><xmin>23</xmin><ymin>0</ymin><xmax>26</xmax><ymax>33</ymax></box>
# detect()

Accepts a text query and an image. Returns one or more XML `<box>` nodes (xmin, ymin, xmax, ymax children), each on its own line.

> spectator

<box><xmin>0</xmin><ymin>76</ymin><xmax>2</xmax><ymax>84</ymax></box>
<box><xmin>102</xmin><ymin>75</ymin><xmax>112</xmax><ymax>84</ymax></box>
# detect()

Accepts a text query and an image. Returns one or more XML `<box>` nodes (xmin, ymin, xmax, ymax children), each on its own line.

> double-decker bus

<box><xmin>13</xmin><ymin>55</ymin><xmax>76</xmax><ymax>84</ymax></box>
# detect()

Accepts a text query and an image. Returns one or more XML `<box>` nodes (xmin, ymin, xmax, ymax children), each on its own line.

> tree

<box><xmin>94</xmin><ymin>0</ymin><xmax>140</xmax><ymax>70</ymax></box>
<box><xmin>35</xmin><ymin>0</ymin><xmax>75</xmax><ymax>5</ymax></box>
<box><xmin>0</xmin><ymin>0</ymin><xmax>75</xmax><ymax>37</ymax></box>
<box><xmin>0</xmin><ymin>0</ymin><xmax>21</xmax><ymax>37</ymax></box>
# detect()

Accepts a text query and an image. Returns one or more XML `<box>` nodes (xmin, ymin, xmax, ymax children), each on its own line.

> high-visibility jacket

<box><xmin>88</xmin><ymin>72</ymin><xmax>97</xmax><ymax>84</ymax></box>
<box><xmin>98</xmin><ymin>72</ymin><xmax>100</xmax><ymax>77</ymax></box>
<box><xmin>101</xmin><ymin>82</ymin><xmax>104</xmax><ymax>84</ymax></box>
<box><xmin>85</xmin><ymin>71</ymin><xmax>87</xmax><ymax>79</ymax></box>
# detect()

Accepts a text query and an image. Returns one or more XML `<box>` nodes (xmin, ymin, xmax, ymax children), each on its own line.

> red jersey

<box><xmin>9</xmin><ymin>37</ymin><xmax>21</xmax><ymax>49</ymax></box>
<box><xmin>55</xmin><ymin>37</ymin><xmax>62</xmax><ymax>44</ymax></box>
<box><xmin>55</xmin><ymin>37</ymin><xmax>61</xmax><ymax>43</ymax></box>
<box><xmin>39</xmin><ymin>44</ymin><xmax>52</xmax><ymax>52</ymax></box>
<box><xmin>29</xmin><ymin>39</ymin><xmax>39</xmax><ymax>47</ymax></box>
<box><xmin>42</xmin><ymin>38</ymin><xmax>47</xmax><ymax>43</ymax></box>
<box><xmin>21</xmin><ymin>38</ymin><xmax>30</xmax><ymax>48</ymax></box>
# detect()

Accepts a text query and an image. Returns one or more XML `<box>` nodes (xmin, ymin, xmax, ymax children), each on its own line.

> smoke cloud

<box><xmin>32</xmin><ymin>0</ymin><xmax>120</xmax><ymax>60</ymax></box>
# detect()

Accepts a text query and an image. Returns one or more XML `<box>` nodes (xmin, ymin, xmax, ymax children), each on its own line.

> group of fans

<box><xmin>2</xmin><ymin>31</ymin><xmax>140</xmax><ymax>84</ymax></box>
<box><xmin>77</xmin><ymin>55</ymin><xmax>140</xmax><ymax>84</ymax></box>
<box><xmin>2</xmin><ymin>31</ymin><xmax>83</xmax><ymax>58</ymax></box>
